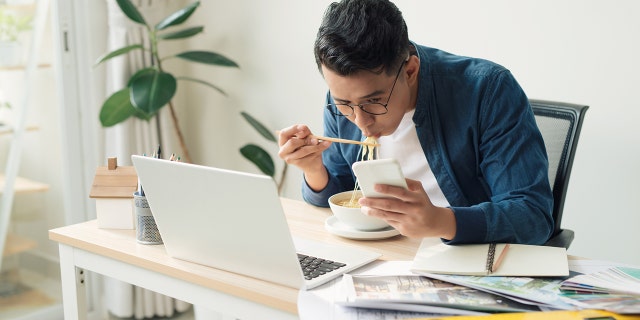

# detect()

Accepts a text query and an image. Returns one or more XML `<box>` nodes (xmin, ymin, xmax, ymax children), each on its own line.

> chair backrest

<box><xmin>530</xmin><ymin>99</ymin><xmax>588</xmax><ymax>238</ymax></box>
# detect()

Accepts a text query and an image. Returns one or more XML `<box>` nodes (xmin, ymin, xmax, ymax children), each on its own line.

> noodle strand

<box><xmin>347</xmin><ymin>136</ymin><xmax>379</xmax><ymax>206</ymax></box>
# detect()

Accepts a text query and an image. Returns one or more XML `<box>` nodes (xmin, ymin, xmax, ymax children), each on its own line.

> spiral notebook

<box><xmin>411</xmin><ymin>240</ymin><xmax>569</xmax><ymax>277</ymax></box>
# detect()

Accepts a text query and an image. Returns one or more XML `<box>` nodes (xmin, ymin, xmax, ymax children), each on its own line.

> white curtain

<box><xmin>103</xmin><ymin>0</ymin><xmax>189</xmax><ymax>318</ymax></box>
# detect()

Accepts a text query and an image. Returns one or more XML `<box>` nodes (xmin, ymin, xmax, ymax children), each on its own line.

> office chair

<box><xmin>530</xmin><ymin>99</ymin><xmax>589</xmax><ymax>249</ymax></box>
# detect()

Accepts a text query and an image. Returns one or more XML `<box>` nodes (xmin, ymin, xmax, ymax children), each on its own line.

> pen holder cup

<box><xmin>134</xmin><ymin>192</ymin><xmax>163</xmax><ymax>245</ymax></box>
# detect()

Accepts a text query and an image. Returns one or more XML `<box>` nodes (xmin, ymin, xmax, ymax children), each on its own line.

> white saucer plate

<box><xmin>324</xmin><ymin>216</ymin><xmax>400</xmax><ymax>240</ymax></box>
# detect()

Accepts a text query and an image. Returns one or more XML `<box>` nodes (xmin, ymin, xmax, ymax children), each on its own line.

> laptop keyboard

<box><xmin>297</xmin><ymin>253</ymin><xmax>347</xmax><ymax>280</ymax></box>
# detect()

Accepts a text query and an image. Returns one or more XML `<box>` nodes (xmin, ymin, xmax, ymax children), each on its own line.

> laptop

<box><xmin>131</xmin><ymin>155</ymin><xmax>381</xmax><ymax>290</ymax></box>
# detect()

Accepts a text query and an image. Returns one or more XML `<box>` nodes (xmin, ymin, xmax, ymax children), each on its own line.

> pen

<box><xmin>491</xmin><ymin>244</ymin><xmax>510</xmax><ymax>273</ymax></box>
<box><xmin>138</xmin><ymin>153</ymin><xmax>145</xmax><ymax>196</ymax></box>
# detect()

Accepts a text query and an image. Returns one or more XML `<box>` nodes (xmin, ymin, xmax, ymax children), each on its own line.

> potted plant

<box><xmin>240</xmin><ymin>112</ymin><xmax>288</xmax><ymax>193</ymax></box>
<box><xmin>0</xmin><ymin>8</ymin><xmax>32</xmax><ymax>67</ymax></box>
<box><xmin>96</xmin><ymin>0</ymin><xmax>287</xmax><ymax>190</ymax></box>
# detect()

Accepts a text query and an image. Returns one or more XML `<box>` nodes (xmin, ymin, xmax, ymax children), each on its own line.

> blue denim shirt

<box><xmin>303</xmin><ymin>44</ymin><xmax>554</xmax><ymax>245</ymax></box>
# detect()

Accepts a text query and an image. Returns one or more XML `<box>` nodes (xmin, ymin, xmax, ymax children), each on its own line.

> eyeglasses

<box><xmin>326</xmin><ymin>61</ymin><xmax>405</xmax><ymax>117</ymax></box>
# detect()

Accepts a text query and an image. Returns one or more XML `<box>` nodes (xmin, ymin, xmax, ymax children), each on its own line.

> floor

<box><xmin>108</xmin><ymin>308</ymin><xmax>195</xmax><ymax>320</ymax></box>
<box><xmin>0</xmin><ymin>268</ymin><xmax>62</xmax><ymax>319</ymax></box>
<box><xmin>107</xmin><ymin>306</ymin><xmax>240</xmax><ymax>320</ymax></box>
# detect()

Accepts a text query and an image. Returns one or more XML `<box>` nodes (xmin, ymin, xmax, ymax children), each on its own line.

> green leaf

<box><xmin>240</xmin><ymin>144</ymin><xmax>275</xmax><ymax>177</ymax></box>
<box><xmin>176</xmin><ymin>76</ymin><xmax>227</xmax><ymax>96</ymax></box>
<box><xmin>174</xmin><ymin>51</ymin><xmax>239</xmax><ymax>67</ymax></box>
<box><xmin>128</xmin><ymin>68</ymin><xmax>177</xmax><ymax>114</ymax></box>
<box><xmin>99</xmin><ymin>88</ymin><xmax>137</xmax><ymax>127</ymax></box>
<box><xmin>155</xmin><ymin>1</ymin><xmax>200</xmax><ymax>31</ymax></box>
<box><xmin>132</xmin><ymin>108</ymin><xmax>156</xmax><ymax>121</ymax></box>
<box><xmin>241</xmin><ymin>111</ymin><xmax>276</xmax><ymax>142</ymax></box>
<box><xmin>116</xmin><ymin>0</ymin><xmax>147</xmax><ymax>25</ymax></box>
<box><xmin>158</xmin><ymin>26</ymin><xmax>203</xmax><ymax>40</ymax></box>
<box><xmin>127</xmin><ymin>68</ymin><xmax>154</xmax><ymax>87</ymax></box>
<box><xmin>94</xmin><ymin>44</ymin><xmax>144</xmax><ymax>66</ymax></box>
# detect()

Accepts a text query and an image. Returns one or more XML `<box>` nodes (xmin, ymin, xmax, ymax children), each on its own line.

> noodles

<box><xmin>337</xmin><ymin>199</ymin><xmax>361</xmax><ymax>208</ymax></box>
<box><xmin>362</xmin><ymin>136</ymin><xmax>379</xmax><ymax>161</ymax></box>
<box><xmin>344</xmin><ymin>136</ymin><xmax>379</xmax><ymax>207</ymax></box>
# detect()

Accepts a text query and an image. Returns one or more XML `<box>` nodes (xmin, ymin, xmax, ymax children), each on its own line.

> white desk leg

<box><xmin>59</xmin><ymin>244</ymin><xmax>88</xmax><ymax>320</ymax></box>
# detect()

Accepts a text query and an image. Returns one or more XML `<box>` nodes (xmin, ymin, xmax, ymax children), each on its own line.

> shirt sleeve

<box><xmin>444</xmin><ymin>70</ymin><xmax>554</xmax><ymax>245</ymax></box>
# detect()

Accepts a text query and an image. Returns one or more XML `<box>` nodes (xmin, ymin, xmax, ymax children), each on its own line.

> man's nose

<box><xmin>352</xmin><ymin>107</ymin><xmax>375</xmax><ymax>127</ymax></box>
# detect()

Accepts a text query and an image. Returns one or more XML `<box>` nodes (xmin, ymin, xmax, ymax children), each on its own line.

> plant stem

<box><xmin>277</xmin><ymin>163</ymin><xmax>288</xmax><ymax>194</ymax></box>
<box><xmin>167</xmin><ymin>100</ymin><xmax>192</xmax><ymax>163</ymax></box>
<box><xmin>148</xmin><ymin>26</ymin><xmax>157</xmax><ymax>66</ymax></box>
<box><xmin>148</xmin><ymin>26</ymin><xmax>191</xmax><ymax>163</ymax></box>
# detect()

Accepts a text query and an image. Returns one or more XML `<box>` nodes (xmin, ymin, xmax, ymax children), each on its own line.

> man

<box><xmin>278</xmin><ymin>0</ymin><xmax>553</xmax><ymax>245</ymax></box>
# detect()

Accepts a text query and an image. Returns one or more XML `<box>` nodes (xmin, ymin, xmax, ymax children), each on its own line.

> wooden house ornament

<box><xmin>89</xmin><ymin>157</ymin><xmax>138</xmax><ymax>229</ymax></box>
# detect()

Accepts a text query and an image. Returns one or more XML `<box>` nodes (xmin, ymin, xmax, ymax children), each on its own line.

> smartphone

<box><xmin>352</xmin><ymin>158</ymin><xmax>408</xmax><ymax>198</ymax></box>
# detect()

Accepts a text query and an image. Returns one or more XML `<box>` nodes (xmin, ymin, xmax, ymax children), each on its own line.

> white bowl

<box><xmin>328</xmin><ymin>190</ymin><xmax>390</xmax><ymax>231</ymax></box>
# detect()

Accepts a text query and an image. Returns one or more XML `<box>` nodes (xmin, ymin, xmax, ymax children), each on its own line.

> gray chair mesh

<box><xmin>534</xmin><ymin>115</ymin><xmax>571</xmax><ymax>189</ymax></box>
<box><xmin>530</xmin><ymin>99</ymin><xmax>588</xmax><ymax>249</ymax></box>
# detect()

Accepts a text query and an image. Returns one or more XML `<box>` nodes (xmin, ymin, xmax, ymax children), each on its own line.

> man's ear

<box><xmin>405</xmin><ymin>55</ymin><xmax>420</xmax><ymax>86</ymax></box>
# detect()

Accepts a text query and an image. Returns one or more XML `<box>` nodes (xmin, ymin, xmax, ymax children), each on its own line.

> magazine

<box><xmin>559</xmin><ymin>292</ymin><xmax>640</xmax><ymax>314</ymax></box>
<box><xmin>560</xmin><ymin>266</ymin><xmax>640</xmax><ymax>296</ymax></box>
<box><xmin>340</xmin><ymin>274</ymin><xmax>541</xmax><ymax>314</ymax></box>
<box><xmin>416</xmin><ymin>272</ymin><xmax>578</xmax><ymax>310</ymax></box>
<box><xmin>559</xmin><ymin>266</ymin><xmax>640</xmax><ymax>314</ymax></box>
<box><xmin>416</xmin><ymin>268</ymin><xmax>640</xmax><ymax>315</ymax></box>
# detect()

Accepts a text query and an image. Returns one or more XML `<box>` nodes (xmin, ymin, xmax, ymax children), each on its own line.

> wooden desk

<box><xmin>49</xmin><ymin>198</ymin><xmax>423</xmax><ymax>319</ymax></box>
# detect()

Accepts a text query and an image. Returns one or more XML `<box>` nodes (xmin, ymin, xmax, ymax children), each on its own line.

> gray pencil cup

<box><xmin>134</xmin><ymin>191</ymin><xmax>163</xmax><ymax>245</ymax></box>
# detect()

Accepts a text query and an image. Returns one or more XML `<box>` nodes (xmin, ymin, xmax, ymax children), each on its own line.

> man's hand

<box><xmin>277</xmin><ymin>124</ymin><xmax>331</xmax><ymax>191</ymax></box>
<box><xmin>358</xmin><ymin>178</ymin><xmax>457</xmax><ymax>240</ymax></box>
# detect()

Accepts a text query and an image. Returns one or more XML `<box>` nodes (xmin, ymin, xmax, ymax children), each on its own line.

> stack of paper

<box><xmin>558</xmin><ymin>266</ymin><xmax>640</xmax><ymax>314</ymax></box>
<box><xmin>560</xmin><ymin>266</ymin><xmax>640</xmax><ymax>295</ymax></box>
<box><xmin>407</xmin><ymin>240</ymin><xmax>575</xmax><ymax>311</ymax></box>
<box><xmin>334</xmin><ymin>241</ymin><xmax>640</xmax><ymax>317</ymax></box>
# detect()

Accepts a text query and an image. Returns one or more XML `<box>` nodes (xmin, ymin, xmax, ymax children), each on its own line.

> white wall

<box><xmin>184</xmin><ymin>0</ymin><xmax>640</xmax><ymax>266</ymax></box>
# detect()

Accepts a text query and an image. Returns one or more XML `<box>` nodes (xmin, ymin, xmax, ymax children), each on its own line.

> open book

<box><xmin>411</xmin><ymin>240</ymin><xmax>569</xmax><ymax>277</ymax></box>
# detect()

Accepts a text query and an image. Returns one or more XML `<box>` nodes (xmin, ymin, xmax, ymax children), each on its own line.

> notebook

<box><xmin>131</xmin><ymin>155</ymin><xmax>381</xmax><ymax>290</ymax></box>
<box><xmin>411</xmin><ymin>240</ymin><xmax>569</xmax><ymax>277</ymax></box>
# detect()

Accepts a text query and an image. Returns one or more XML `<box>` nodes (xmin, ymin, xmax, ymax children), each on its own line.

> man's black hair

<box><xmin>314</xmin><ymin>0</ymin><xmax>410</xmax><ymax>76</ymax></box>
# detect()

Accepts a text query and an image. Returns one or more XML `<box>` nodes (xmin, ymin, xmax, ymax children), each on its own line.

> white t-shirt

<box><xmin>377</xmin><ymin>109</ymin><xmax>450</xmax><ymax>207</ymax></box>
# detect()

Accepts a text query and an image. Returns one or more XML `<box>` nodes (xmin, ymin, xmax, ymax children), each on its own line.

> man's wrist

<box><xmin>438</xmin><ymin>207</ymin><xmax>457</xmax><ymax>240</ymax></box>
<box><xmin>303</xmin><ymin>166</ymin><xmax>329</xmax><ymax>192</ymax></box>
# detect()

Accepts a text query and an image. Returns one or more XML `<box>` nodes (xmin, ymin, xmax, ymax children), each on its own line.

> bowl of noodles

<box><xmin>328</xmin><ymin>190</ymin><xmax>390</xmax><ymax>231</ymax></box>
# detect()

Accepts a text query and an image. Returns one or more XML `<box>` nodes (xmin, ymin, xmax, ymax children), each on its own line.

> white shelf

<box><xmin>0</xmin><ymin>1</ymin><xmax>62</xmax><ymax>318</ymax></box>
<box><xmin>0</xmin><ymin>174</ymin><xmax>49</xmax><ymax>195</ymax></box>
<box><xmin>0</xmin><ymin>64</ymin><xmax>51</xmax><ymax>71</ymax></box>
<box><xmin>0</xmin><ymin>125</ymin><xmax>39</xmax><ymax>136</ymax></box>
<box><xmin>2</xmin><ymin>233</ymin><xmax>36</xmax><ymax>257</ymax></box>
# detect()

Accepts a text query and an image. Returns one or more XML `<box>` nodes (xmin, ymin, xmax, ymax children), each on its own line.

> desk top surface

<box><xmin>49</xmin><ymin>197</ymin><xmax>423</xmax><ymax>315</ymax></box>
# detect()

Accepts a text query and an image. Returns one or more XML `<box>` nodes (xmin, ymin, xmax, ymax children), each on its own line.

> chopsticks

<box><xmin>275</xmin><ymin>131</ymin><xmax>380</xmax><ymax>147</ymax></box>
<box><xmin>310</xmin><ymin>135</ymin><xmax>380</xmax><ymax>147</ymax></box>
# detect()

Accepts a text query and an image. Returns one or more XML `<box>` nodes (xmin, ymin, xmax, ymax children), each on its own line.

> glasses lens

<box><xmin>360</xmin><ymin>103</ymin><xmax>388</xmax><ymax>115</ymax></box>
<box><xmin>326</xmin><ymin>104</ymin><xmax>353</xmax><ymax>116</ymax></box>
